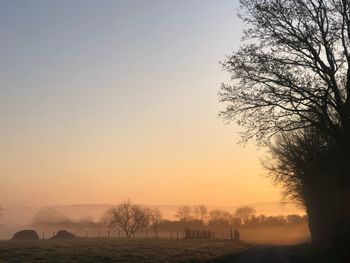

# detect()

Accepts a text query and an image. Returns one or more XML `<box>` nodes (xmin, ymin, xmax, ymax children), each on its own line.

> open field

<box><xmin>0</xmin><ymin>238</ymin><xmax>250</xmax><ymax>263</ymax></box>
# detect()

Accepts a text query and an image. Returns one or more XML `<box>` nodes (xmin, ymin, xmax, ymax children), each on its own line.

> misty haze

<box><xmin>1</xmin><ymin>0</ymin><xmax>350</xmax><ymax>262</ymax></box>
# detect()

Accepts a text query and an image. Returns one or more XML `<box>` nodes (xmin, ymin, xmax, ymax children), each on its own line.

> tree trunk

<box><xmin>306</xmin><ymin>143</ymin><xmax>350</xmax><ymax>260</ymax></box>
<box><xmin>306</xmin><ymin>180</ymin><xmax>333</xmax><ymax>247</ymax></box>
<box><xmin>329</xmin><ymin>180</ymin><xmax>350</xmax><ymax>260</ymax></box>
<box><xmin>330</xmin><ymin>141</ymin><xmax>350</xmax><ymax>257</ymax></box>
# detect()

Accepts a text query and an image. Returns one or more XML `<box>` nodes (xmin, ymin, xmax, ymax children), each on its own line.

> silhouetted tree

<box><xmin>148</xmin><ymin>208</ymin><xmax>163</xmax><ymax>232</ymax></box>
<box><xmin>220</xmin><ymin>0</ymin><xmax>350</xmax><ymax>251</ymax></box>
<box><xmin>264</xmin><ymin>129</ymin><xmax>337</xmax><ymax>246</ymax></box>
<box><xmin>194</xmin><ymin>205</ymin><xmax>208</xmax><ymax>223</ymax></box>
<box><xmin>107</xmin><ymin>200</ymin><xmax>150</xmax><ymax>238</ymax></box>
<box><xmin>175</xmin><ymin>206</ymin><xmax>193</xmax><ymax>223</ymax></box>
<box><xmin>234</xmin><ymin>206</ymin><xmax>256</xmax><ymax>225</ymax></box>
<box><xmin>208</xmin><ymin>209</ymin><xmax>231</xmax><ymax>226</ymax></box>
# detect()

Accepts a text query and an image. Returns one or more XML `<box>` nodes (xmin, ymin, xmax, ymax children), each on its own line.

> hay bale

<box><xmin>52</xmin><ymin>230</ymin><xmax>75</xmax><ymax>239</ymax></box>
<box><xmin>12</xmin><ymin>230</ymin><xmax>39</xmax><ymax>240</ymax></box>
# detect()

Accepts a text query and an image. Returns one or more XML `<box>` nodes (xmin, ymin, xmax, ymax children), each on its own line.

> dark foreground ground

<box><xmin>0</xmin><ymin>238</ymin><xmax>343</xmax><ymax>263</ymax></box>
<box><xmin>0</xmin><ymin>238</ymin><xmax>249</xmax><ymax>263</ymax></box>
<box><xmin>209</xmin><ymin>245</ymin><xmax>342</xmax><ymax>263</ymax></box>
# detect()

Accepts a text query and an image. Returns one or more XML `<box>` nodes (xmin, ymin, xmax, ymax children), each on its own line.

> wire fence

<box><xmin>37</xmin><ymin>228</ymin><xmax>240</xmax><ymax>241</ymax></box>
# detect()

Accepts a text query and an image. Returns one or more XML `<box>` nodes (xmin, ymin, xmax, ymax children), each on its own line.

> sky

<box><xmin>0</xmin><ymin>0</ymin><xmax>284</xmax><ymax>208</ymax></box>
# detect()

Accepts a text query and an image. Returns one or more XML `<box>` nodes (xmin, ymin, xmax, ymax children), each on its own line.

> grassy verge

<box><xmin>0</xmin><ymin>238</ymin><xmax>250</xmax><ymax>263</ymax></box>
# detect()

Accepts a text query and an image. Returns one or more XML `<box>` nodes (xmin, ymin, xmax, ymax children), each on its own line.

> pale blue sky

<box><xmin>0</xmin><ymin>1</ymin><xmax>282</xmax><ymax>207</ymax></box>
<box><xmin>1</xmin><ymin>0</ymin><xmax>241</xmax><ymax>137</ymax></box>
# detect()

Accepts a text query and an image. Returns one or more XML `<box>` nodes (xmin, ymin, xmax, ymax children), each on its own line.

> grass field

<box><xmin>0</xmin><ymin>238</ymin><xmax>250</xmax><ymax>263</ymax></box>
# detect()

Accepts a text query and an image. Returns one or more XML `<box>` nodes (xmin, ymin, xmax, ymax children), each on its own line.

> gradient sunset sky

<box><xmin>0</xmin><ymin>0</ymin><xmax>283</xmax><ymax>207</ymax></box>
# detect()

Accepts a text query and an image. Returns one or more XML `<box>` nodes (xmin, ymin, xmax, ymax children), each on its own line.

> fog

<box><xmin>0</xmin><ymin>202</ymin><xmax>307</xmax><ymax>243</ymax></box>
<box><xmin>240</xmin><ymin>225</ymin><xmax>310</xmax><ymax>245</ymax></box>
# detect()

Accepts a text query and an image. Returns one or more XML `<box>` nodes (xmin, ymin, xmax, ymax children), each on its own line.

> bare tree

<box><xmin>148</xmin><ymin>208</ymin><xmax>162</xmax><ymax>232</ymax></box>
<box><xmin>221</xmin><ymin>0</ymin><xmax>350</xmax><ymax>143</ymax></box>
<box><xmin>234</xmin><ymin>206</ymin><xmax>256</xmax><ymax>225</ymax></box>
<box><xmin>208</xmin><ymin>209</ymin><xmax>231</xmax><ymax>224</ymax></box>
<box><xmin>220</xmin><ymin>0</ymin><xmax>350</xmax><ymax>250</ymax></box>
<box><xmin>194</xmin><ymin>205</ymin><xmax>208</xmax><ymax>223</ymax></box>
<box><xmin>107</xmin><ymin>200</ymin><xmax>150</xmax><ymax>238</ymax></box>
<box><xmin>175</xmin><ymin>206</ymin><xmax>192</xmax><ymax>223</ymax></box>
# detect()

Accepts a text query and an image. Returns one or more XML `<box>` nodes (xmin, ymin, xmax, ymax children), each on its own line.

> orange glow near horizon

<box><xmin>0</xmin><ymin>0</ymin><xmax>293</xmax><ymax>211</ymax></box>
<box><xmin>1</xmin><ymin>118</ymin><xmax>282</xmax><ymax>207</ymax></box>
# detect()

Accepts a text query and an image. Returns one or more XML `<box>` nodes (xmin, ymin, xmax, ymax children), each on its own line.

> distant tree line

<box><xmin>31</xmin><ymin>202</ymin><xmax>307</xmax><ymax>238</ymax></box>
<box><xmin>32</xmin><ymin>207</ymin><xmax>97</xmax><ymax>228</ymax></box>
<box><xmin>173</xmin><ymin>205</ymin><xmax>306</xmax><ymax>229</ymax></box>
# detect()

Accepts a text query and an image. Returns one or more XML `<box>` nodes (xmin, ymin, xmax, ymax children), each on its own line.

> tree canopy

<box><xmin>106</xmin><ymin>200</ymin><xmax>151</xmax><ymax>238</ymax></box>
<box><xmin>220</xmin><ymin>0</ymin><xmax>350</xmax><ymax>143</ymax></box>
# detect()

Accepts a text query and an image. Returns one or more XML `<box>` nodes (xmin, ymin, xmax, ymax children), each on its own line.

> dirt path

<box><xmin>208</xmin><ymin>245</ymin><xmax>312</xmax><ymax>263</ymax></box>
